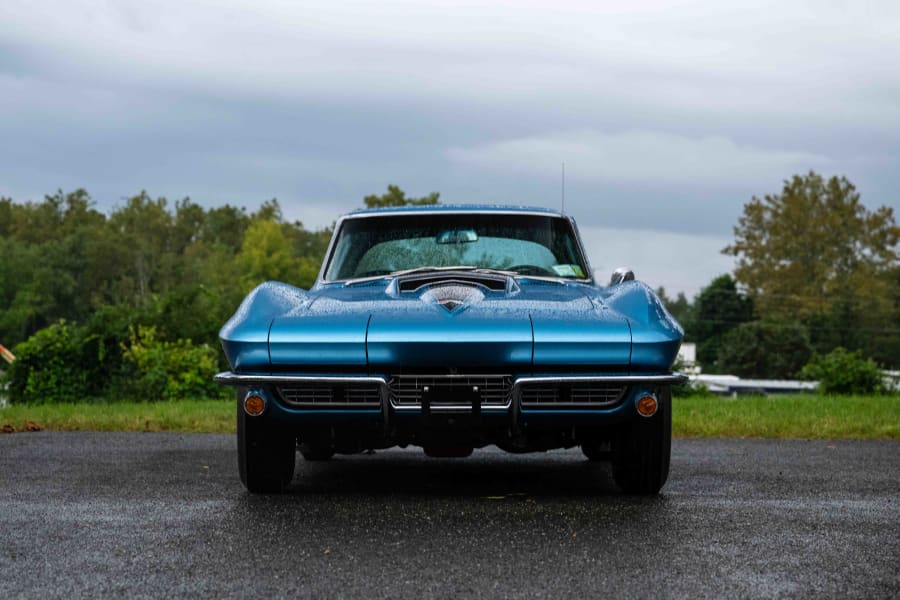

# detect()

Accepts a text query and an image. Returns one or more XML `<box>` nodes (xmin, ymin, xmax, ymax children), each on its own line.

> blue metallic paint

<box><xmin>219</xmin><ymin>281</ymin><xmax>307</xmax><ymax>371</ymax></box>
<box><xmin>367</xmin><ymin>311</ymin><xmax>533</xmax><ymax>369</ymax></box>
<box><xmin>529</xmin><ymin>287</ymin><xmax>632</xmax><ymax>367</ymax></box>
<box><xmin>270</xmin><ymin>313</ymin><xmax>370</xmax><ymax>366</ymax></box>
<box><xmin>218</xmin><ymin>207</ymin><xmax>684</xmax><ymax>436</ymax></box>
<box><xmin>598</xmin><ymin>280</ymin><xmax>683</xmax><ymax>371</ymax></box>
<box><xmin>220</xmin><ymin>277</ymin><xmax>681</xmax><ymax>373</ymax></box>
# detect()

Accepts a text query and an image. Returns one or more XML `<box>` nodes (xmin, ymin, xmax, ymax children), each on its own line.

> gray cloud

<box><xmin>445</xmin><ymin>130</ymin><xmax>836</xmax><ymax>187</ymax></box>
<box><xmin>1</xmin><ymin>0</ymin><xmax>898</xmax><ymax>294</ymax></box>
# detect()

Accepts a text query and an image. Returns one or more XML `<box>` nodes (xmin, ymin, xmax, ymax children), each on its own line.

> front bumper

<box><xmin>214</xmin><ymin>371</ymin><xmax>687</xmax><ymax>425</ymax></box>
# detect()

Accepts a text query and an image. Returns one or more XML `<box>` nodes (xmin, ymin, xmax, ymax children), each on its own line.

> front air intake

<box><xmin>277</xmin><ymin>384</ymin><xmax>381</xmax><ymax>408</ymax></box>
<box><xmin>397</xmin><ymin>272</ymin><xmax>509</xmax><ymax>292</ymax></box>
<box><xmin>519</xmin><ymin>383</ymin><xmax>627</xmax><ymax>408</ymax></box>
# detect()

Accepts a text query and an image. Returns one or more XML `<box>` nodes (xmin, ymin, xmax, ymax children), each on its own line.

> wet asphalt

<box><xmin>0</xmin><ymin>433</ymin><xmax>897</xmax><ymax>599</ymax></box>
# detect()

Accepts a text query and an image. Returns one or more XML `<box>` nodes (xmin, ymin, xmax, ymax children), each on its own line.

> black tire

<box><xmin>299</xmin><ymin>442</ymin><xmax>335</xmax><ymax>461</ymax></box>
<box><xmin>611</xmin><ymin>386</ymin><xmax>671</xmax><ymax>494</ymax></box>
<box><xmin>236</xmin><ymin>388</ymin><xmax>296</xmax><ymax>493</ymax></box>
<box><xmin>581</xmin><ymin>442</ymin><xmax>609</xmax><ymax>462</ymax></box>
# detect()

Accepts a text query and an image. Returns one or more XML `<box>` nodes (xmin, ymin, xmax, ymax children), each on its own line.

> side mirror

<box><xmin>609</xmin><ymin>267</ymin><xmax>635</xmax><ymax>286</ymax></box>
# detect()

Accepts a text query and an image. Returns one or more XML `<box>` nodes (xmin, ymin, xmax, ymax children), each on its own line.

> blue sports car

<box><xmin>216</xmin><ymin>205</ymin><xmax>685</xmax><ymax>494</ymax></box>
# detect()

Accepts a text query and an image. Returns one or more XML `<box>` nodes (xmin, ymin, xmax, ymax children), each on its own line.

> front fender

<box><xmin>601</xmin><ymin>281</ymin><xmax>683</xmax><ymax>371</ymax></box>
<box><xmin>219</xmin><ymin>281</ymin><xmax>308</xmax><ymax>370</ymax></box>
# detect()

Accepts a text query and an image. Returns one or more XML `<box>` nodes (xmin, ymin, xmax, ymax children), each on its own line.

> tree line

<box><xmin>0</xmin><ymin>186</ymin><xmax>438</xmax><ymax>402</ymax></box>
<box><xmin>657</xmin><ymin>172</ymin><xmax>899</xmax><ymax>379</ymax></box>
<box><xmin>0</xmin><ymin>174</ymin><xmax>896</xmax><ymax>402</ymax></box>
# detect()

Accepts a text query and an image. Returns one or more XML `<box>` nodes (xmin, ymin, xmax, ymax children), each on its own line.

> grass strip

<box><xmin>1</xmin><ymin>394</ymin><xmax>898</xmax><ymax>439</ymax></box>
<box><xmin>0</xmin><ymin>399</ymin><xmax>234</xmax><ymax>434</ymax></box>
<box><xmin>672</xmin><ymin>394</ymin><xmax>899</xmax><ymax>439</ymax></box>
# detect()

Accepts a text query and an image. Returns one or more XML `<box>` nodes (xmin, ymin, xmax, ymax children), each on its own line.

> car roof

<box><xmin>344</xmin><ymin>204</ymin><xmax>567</xmax><ymax>218</ymax></box>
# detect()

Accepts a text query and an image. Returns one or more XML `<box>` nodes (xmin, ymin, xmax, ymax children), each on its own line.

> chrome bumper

<box><xmin>214</xmin><ymin>371</ymin><xmax>687</xmax><ymax>412</ymax></box>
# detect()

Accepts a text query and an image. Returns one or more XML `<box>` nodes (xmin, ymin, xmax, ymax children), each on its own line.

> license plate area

<box><xmin>423</xmin><ymin>385</ymin><xmax>481</xmax><ymax>413</ymax></box>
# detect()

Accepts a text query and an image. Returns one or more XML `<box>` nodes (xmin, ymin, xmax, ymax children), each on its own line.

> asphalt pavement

<box><xmin>0</xmin><ymin>433</ymin><xmax>897</xmax><ymax>598</ymax></box>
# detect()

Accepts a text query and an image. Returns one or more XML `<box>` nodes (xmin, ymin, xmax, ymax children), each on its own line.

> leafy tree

<box><xmin>0</xmin><ymin>186</ymin><xmax>453</xmax><ymax>402</ymax></box>
<box><xmin>237</xmin><ymin>219</ymin><xmax>298</xmax><ymax>291</ymax></box>
<box><xmin>690</xmin><ymin>275</ymin><xmax>754</xmax><ymax>372</ymax></box>
<box><xmin>0</xmin><ymin>191</ymin><xmax>112</xmax><ymax>340</ymax></box>
<box><xmin>109</xmin><ymin>192</ymin><xmax>175</xmax><ymax>302</ymax></box>
<box><xmin>0</xmin><ymin>197</ymin><xmax>12</xmax><ymax>237</ymax></box>
<box><xmin>119</xmin><ymin>325</ymin><xmax>224</xmax><ymax>401</ymax></box>
<box><xmin>723</xmin><ymin>172</ymin><xmax>899</xmax><ymax>365</ymax></box>
<box><xmin>4</xmin><ymin>320</ymin><xmax>101</xmax><ymax>403</ymax></box>
<box><xmin>363</xmin><ymin>184</ymin><xmax>440</xmax><ymax>208</ymax></box>
<box><xmin>200</xmin><ymin>204</ymin><xmax>250</xmax><ymax>252</ymax></box>
<box><xmin>252</xmin><ymin>198</ymin><xmax>285</xmax><ymax>222</ymax></box>
<box><xmin>172</xmin><ymin>198</ymin><xmax>206</xmax><ymax>253</ymax></box>
<box><xmin>724</xmin><ymin>172</ymin><xmax>898</xmax><ymax>310</ymax></box>
<box><xmin>0</xmin><ymin>238</ymin><xmax>40</xmax><ymax>342</ymax></box>
<box><xmin>800</xmin><ymin>347</ymin><xmax>884</xmax><ymax>395</ymax></box>
<box><xmin>0</xmin><ymin>188</ymin><xmax>349</xmax><ymax>401</ymax></box>
<box><xmin>716</xmin><ymin>320</ymin><xmax>812</xmax><ymax>379</ymax></box>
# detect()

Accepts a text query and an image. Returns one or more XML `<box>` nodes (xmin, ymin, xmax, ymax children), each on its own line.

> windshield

<box><xmin>324</xmin><ymin>213</ymin><xmax>589</xmax><ymax>281</ymax></box>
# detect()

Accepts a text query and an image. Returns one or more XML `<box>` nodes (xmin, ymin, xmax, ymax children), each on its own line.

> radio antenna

<box><xmin>561</xmin><ymin>162</ymin><xmax>566</xmax><ymax>212</ymax></box>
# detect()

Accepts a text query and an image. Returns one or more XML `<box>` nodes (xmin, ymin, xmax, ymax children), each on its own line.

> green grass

<box><xmin>673</xmin><ymin>394</ymin><xmax>899</xmax><ymax>439</ymax></box>
<box><xmin>1</xmin><ymin>394</ymin><xmax>898</xmax><ymax>439</ymax></box>
<box><xmin>0</xmin><ymin>399</ymin><xmax>234</xmax><ymax>433</ymax></box>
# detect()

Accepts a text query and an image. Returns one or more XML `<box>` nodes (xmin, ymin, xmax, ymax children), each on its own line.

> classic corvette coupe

<box><xmin>216</xmin><ymin>205</ymin><xmax>685</xmax><ymax>494</ymax></box>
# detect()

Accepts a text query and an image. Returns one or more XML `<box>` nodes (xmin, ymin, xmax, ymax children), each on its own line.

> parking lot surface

<box><xmin>1</xmin><ymin>433</ymin><xmax>897</xmax><ymax>598</ymax></box>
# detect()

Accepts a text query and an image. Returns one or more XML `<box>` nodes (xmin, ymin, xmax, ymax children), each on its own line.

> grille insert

<box><xmin>277</xmin><ymin>384</ymin><xmax>382</xmax><ymax>408</ymax></box>
<box><xmin>519</xmin><ymin>383</ymin><xmax>627</xmax><ymax>408</ymax></box>
<box><xmin>390</xmin><ymin>375</ymin><xmax>512</xmax><ymax>409</ymax></box>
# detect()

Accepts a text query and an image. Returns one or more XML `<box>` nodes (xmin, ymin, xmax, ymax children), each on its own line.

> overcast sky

<box><xmin>2</xmin><ymin>0</ymin><xmax>898</xmax><ymax>295</ymax></box>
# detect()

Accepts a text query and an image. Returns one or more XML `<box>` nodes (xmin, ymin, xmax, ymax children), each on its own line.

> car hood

<box><xmin>265</xmin><ymin>276</ymin><xmax>632</xmax><ymax>370</ymax></box>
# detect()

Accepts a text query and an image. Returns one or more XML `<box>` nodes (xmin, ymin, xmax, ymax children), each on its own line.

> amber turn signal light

<box><xmin>243</xmin><ymin>394</ymin><xmax>266</xmax><ymax>416</ymax></box>
<box><xmin>636</xmin><ymin>394</ymin><xmax>658</xmax><ymax>417</ymax></box>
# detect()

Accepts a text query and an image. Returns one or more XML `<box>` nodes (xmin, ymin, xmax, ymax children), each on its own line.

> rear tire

<box><xmin>236</xmin><ymin>387</ymin><xmax>296</xmax><ymax>493</ymax></box>
<box><xmin>611</xmin><ymin>386</ymin><xmax>671</xmax><ymax>494</ymax></box>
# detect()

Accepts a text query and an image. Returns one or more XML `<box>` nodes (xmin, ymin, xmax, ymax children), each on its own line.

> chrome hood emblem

<box><xmin>421</xmin><ymin>283</ymin><xmax>485</xmax><ymax>312</ymax></box>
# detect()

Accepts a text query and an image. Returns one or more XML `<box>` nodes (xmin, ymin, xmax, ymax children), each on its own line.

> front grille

<box><xmin>390</xmin><ymin>375</ymin><xmax>512</xmax><ymax>408</ymax></box>
<box><xmin>277</xmin><ymin>383</ymin><xmax>382</xmax><ymax>408</ymax></box>
<box><xmin>519</xmin><ymin>383</ymin><xmax>627</xmax><ymax>408</ymax></box>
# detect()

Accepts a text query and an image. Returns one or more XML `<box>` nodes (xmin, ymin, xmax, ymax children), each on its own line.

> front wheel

<box><xmin>581</xmin><ymin>442</ymin><xmax>610</xmax><ymax>462</ymax></box>
<box><xmin>611</xmin><ymin>387</ymin><xmax>671</xmax><ymax>494</ymax></box>
<box><xmin>237</xmin><ymin>388</ymin><xmax>296</xmax><ymax>493</ymax></box>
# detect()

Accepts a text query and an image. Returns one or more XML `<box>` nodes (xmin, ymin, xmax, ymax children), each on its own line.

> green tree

<box><xmin>800</xmin><ymin>347</ymin><xmax>884</xmax><ymax>395</ymax></box>
<box><xmin>5</xmin><ymin>320</ymin><xmax>101</xmax><ymax>403</ymax></box>
<box><xmin>1</xmin><ymin>188</ymin><xmax>347</xmax><ymax>400</ymax></box>
<box><xmin>108</xmin><ymin>192</ymin><xmax>175</xmax><ymax>303</ymax></box>
<box><xmin>691</xmin><ymin>275</ymin><xmax>754</xmax><ymax>372</ymax></box>
<box><xmin>0</xmin><ymin>190</ymin><xmax>114</xmax><ymax>341</ymax></box>
<box><xmin>119</xmin><ymin>325</ymin><xmax>223</xmax><ymax>401</ymax></box>
<box><xmin>237</xmin><ymin>219</ymin><xmax>297</xmax><ymax>291</ymax></box>
<box><xmin>363</xmin><ymin>184</ymin><xmax>440</xmax><ymax>208</ymax></box>
<box><xmin>723</xmin><ymin>172</ymin><xmax>899</xmax><ymax>365</ymax></box>
<box><xmin>200</xmin><ymin>204</ymin><xmax>250</xmax><ymax>252</ymax></box>
<box><xmin>716</xmin><ymin>320</ymin><xmax>812</xmax><ymax>379</ymax></box>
